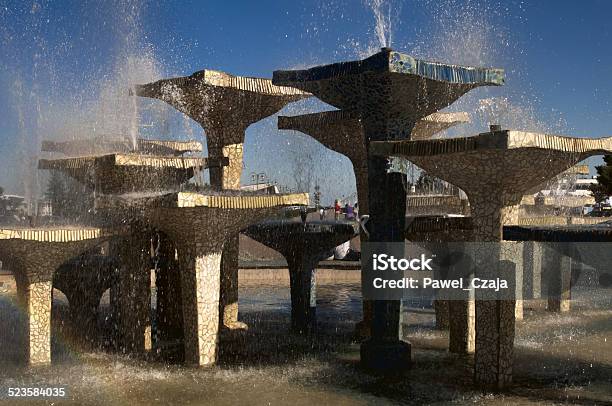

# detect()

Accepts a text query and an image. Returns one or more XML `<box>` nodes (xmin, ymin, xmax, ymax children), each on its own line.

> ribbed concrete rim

<box><xmin>371</xmin><ymin>131</ymin><xmax>612</xmax><ymax>157</ymax></box>
<box><xmin>166</xmin><ymin>192</ymin><xmax>309</xmax><ymax>208</ymax></box>
<box><xmin>136</xmin><ymin>68</ymin><xmax>311</xmax><ymax>97</ymax></box>
<box><xmin>278</xmin><ymin>111</ymin><xmax>469</xmax><ymax>130</ymax></box>
<box><xmin>41</xmin><ymin>139</ymin><xmax>203</xmax><ymax>155</ymax></box>
<box><xmin>38</xmin><ymin>154</ymin><xmax>227</xmax><ymax>170</ymax></box>
<box><xmin>273</xmin><ymin>48</ymin><xmax>504</xmax><ymax>86</ymax></box>
<box><xmin>0</xmin><ymin>227</ymin><xmax>124</xmax><ymax>242</ymax></box>
<box><xmin>246</xmin><ymin>220</ymin><xmax>359</xmax><ymax>235</ymax></box>
<box><xmin>97</xmin><ymin>192</ymin><xmax>310</xmax><ymax>210</ymax></box>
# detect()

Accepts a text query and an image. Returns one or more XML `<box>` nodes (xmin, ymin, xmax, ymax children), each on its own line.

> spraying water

<box><xmin>365</xmin><ymin>0</ymin><xmax>398</xmax><ymax>48</ymax></box>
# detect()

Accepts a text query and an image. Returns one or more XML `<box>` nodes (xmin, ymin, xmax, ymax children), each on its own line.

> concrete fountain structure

<box><xmin>278</xmin><ymin>108</ymin><xmax>470</xmax><ymax>337</ymax></box>
<box><xmin>38</xmin><ymin>153</ymin><xmax>223</xmax><ymax>195</ymax></box>
<box><xmin>99</xmin><ymin>191</ymin><xmax>309</xmax><ymax>366</ymax></box>
<box><xmin>41</xmin><ymin>138</ymin><xmax>203</xmax><ymax>157</ymax></box>
<box><xmin>273</xmin><ymin>47</ymin><xmax>504</xmax><ymax>372</ymax></box>
<box><xmin>39</xmin><ymin>139</ymin><xmax>226</xmax><ymax>351</ymax></box>
<box><xmin>39</xmin><ymin>131</ymin><xmax>309</xmax><ymax>365</ymax></box>
<box><xmin>0</xmin><ymin>227</ymin><xmax>122</xmax><ymax>365</ymax></box>
<box><xmin>278</xmin><ymin>110</ymin><xmax>470</xmax><ymax>216</ymax></box>
<box><xmin>132</xmin><ymin>69</ymin><xmax>310</xmax><ymax>330</ymax></box>
<box><xmin>371</xmin><ymin>129</ymin><xmax>612</xmax><ymax>388</ymax></box>
<box><xmin>243</xmin><ymin>219</ymin><xmax>358</xmax><ymax>333</ymax></box>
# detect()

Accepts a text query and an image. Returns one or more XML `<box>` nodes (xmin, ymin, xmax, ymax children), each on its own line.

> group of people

<box><xmin>318</xmin><ymin>199</ymin><xmax>357</xmax><ymax>220</ymax></box>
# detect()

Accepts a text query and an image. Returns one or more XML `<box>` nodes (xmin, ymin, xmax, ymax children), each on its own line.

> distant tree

<box><xmin>46</xmin><ymin>171</ymin><xmax>68</xmax><ymax>218</ymax></box>
<box><xmin>45</xmin><ymin>171</ymin><xmax>94</xmax><ymax>221</ymax></box>
<box><xmin>590</xmin><ymin>155</ymin><xmax>612</xmax><ymax>203</ymax></box>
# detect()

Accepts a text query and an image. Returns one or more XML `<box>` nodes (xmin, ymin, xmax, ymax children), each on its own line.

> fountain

<box><xmin>98</xmin><ymin>191</ymin><xmax>309</xmax><ymax>366</ymax></box>
<box><xmin>371</xmin><ymin>128</ymin><xmax>612</xmax><ymax>387</ymax></box>
<box><xmin>278</xmin><ymin>110</ymin><xmax>470</xmax><ymax>216</ymax></box>
<box><xmin>278</xmin><ymin>109</ymin><xmax>470</xmax><ymax>337</ymax></box>
<box><xmin>505</xmin><ymin>221</ymin><xmax>612</xmax><ymax>312</ymax></box>
<box><xmin>0</xmin><ymin>227</ymin><xmax>123</xmax><ymax>365</ymax></box>
<box><xmin>38</xmin><ymin>129</ymin><xmax>309</xmax><ymax>363</ymax></box>
<box><xmin>38</xmin><ymin>153</ymin><xmax>224</xmax><ymax>195</ymax></box>
<box><xmin>131</xmin><ymin>69</ymin><xmax>311</xmax><ymax>330</ymax></box>
<box><xmin>273</xmin><ymin>47</ymin><xmax>504</xmax><ymax>372</ymax></box>
<box><xmin>243</xmin><ymin>219</ymin><xmax>358</xmax><ymax>333</ymax></box>
<box><xmin>53</xmin><ymin>252</ymin><xmax>118</xmax><ymax>347</ymax></box>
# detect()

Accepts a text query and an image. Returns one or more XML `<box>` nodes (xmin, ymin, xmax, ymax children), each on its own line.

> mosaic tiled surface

<box><xmin>39</xmin><ymin>154</ymin><xmax>227</xmax><ymax>194</ymax></box>
<box><xmin>41</xmin><ymin>138</ymin><xmax>202</xmax><ymax>157</ymax></box>
<box><xmin>0</xmin><ymin>227</ymin><xmax>119</xmax><ymax>365</ymax></box>
<box><xmin>373</xmin><ymin>130</ymin><xmax>612</xmax><ymax>388</ymax></box>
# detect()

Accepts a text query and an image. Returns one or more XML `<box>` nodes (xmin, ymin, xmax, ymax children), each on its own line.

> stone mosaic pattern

<box><xmin>373</xmin><ymin>130</ymin><xmax>612</xmax><ymax>388</ymax></box>
<box><xmin>274</xmin><ymin>48</ymin><xmax>501</xmax><ymax>139</ymax></box>
<box><xmin>0</xmin><ymin>227</ymin><xmax>119</xmax><ymax>365</ymax></box>
<box><xmin>134</xmin><ymin>72</ymin><xmax>310</xmax><ymax>333</ymax></box>
<box><xmin>41</xmin><ymin>138</ymin><xmax>202</xmax><ymax>157</ymax></box>
<box><xmin>130</xmin><ymin>192</ymin><xmax>308</xmax><ymax>366</ymax></box>
<box><xmin>39</xmin><ymin>154</ymin><xmax>227</xmax><ymax>194</ymax></box>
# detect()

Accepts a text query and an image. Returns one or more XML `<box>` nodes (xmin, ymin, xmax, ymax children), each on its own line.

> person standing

<box><xmin>334</xmin><ymin>199</ymin><xmax>341</xmax><ymax>220</ymax></box>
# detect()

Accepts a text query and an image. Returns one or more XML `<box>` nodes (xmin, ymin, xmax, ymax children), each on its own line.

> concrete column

<box><xmin>471</xmin><ymin>202</ymin><xmax>517</xmax><ymax>389</ymax></box>
<box><xmin>178</xmin><ymin>244</ymin><xmax>222</xmax><ymax>366</ymax></box>
<box><xmin>434</xmin><ymin>300</ymin><xmax>450</xmax><ymax>329</ymax></box>
<box><xmin>360</xmin><ymin>156</ymin><xmax>410</xmax><ymax>371</ymax></box>
<box><xmin>220</xmin><ymin>235</ymin><xmax>247</xmax><ymax>330</ymax></box>
<box><xmin>353</xmin><ymin>165</ymin><xmax>373</xmax><ymax>338</ymax></box>
<box><xmin>20</xmin><ymin>270</ymin><xmax>53</xmax><ymax>366</ymax></box>
<box><xmin>523</xmin><ymin>241</ymin><xmax>543</xmax><ymax>309</ymax></box>
<box><xmin>287</xmin><ymin>255</ymin><xmax>318</xmax><ymax>333</ymax></box>
<box><xmin>66</xmin><ymin>290</ymin><xmax>100</xmax><ymax>348</ymax></box>
<box><xmin>546</xmin><ymin>243</ymin><xmax>571</xmax><ymax>312</ymax></box>
<box><xmin>449</xmin><ymin>299</ymin><xmax>475</xmax><ymax>354</ymax></box>
<box><xmin>208</xmin><ymin>138</ymin><xmax>248</xmax><ymax>331</ymax></box>
<box><xmin>116</xmin><ymin>236</ymin><xmax>152</xmax><ymax>353</ymax></box>
<box><xmin>155</xmin><ymin>235</ymin><xmax>183</xmax><ymax>342</ymax></box>
<box><xmin>508</xmin><ymin>242</ymin><xmax>524</xmax><ymax>321</ymax></box>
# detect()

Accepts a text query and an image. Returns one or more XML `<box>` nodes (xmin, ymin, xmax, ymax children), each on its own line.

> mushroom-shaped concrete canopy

<box><xmin>244</xmin><ymin>220</ymin><xmax>358</xmax><ymax>258</ymax></box>
<box><xmin>97</xmin><ymin>190</ymin><xmax>309</xmax><ymax>366</ymax></box>
<box><xmin>38</xmin><ymin>154</ymin><xmax>228</xmax><ymax>195</ymax></box>
<box><xmin>273</xmin><ymin>48</ymin><xmax>503</xmax><ymax>138</ymax></box>
<box><xmin>277</xmin><ymin>110</ymin><xmax>469</xmax><ymax>215</ymax></box>
<box><xmin>371</xmin><ymin>130</ymin><xmax>612</xmax><ymax>239</ymax></box>
<box><xmin>244</xmin><ymin>219</ymin><xmax>358</xmax><ymax>332</ymax></box>
<box><xmin>0</xmin><ymin>226</ymin><xmax>123</xmax><ymax>366</ymax></box>
<box><xmin>41</xmin><ymin>138</ymin><xmax>203</xmax><ymax>157</ymax></box>
<box><xmin>131</xmin><ymin>69</ymin><xmax>311</xmax><ymax>145</ymax></box>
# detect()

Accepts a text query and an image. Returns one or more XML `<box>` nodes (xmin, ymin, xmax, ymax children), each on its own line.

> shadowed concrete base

<box><xmin>244</xmin><ymin>220</ymin><xmax>358</xmax><ymax>334</ymax></box>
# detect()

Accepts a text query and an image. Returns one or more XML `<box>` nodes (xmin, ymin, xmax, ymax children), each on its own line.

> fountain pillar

<box><xmin>155</xmin><ymin>234</ymin><xmax>183</xmax><ymax>342</ymax></box>
<box><xmin>286</xmin><ymin>254</ymin><xmax>319</xmax><ymax>333</ymax></box>
<box><xmin>177</xmin><ymin>243</ymin><xmax>223</xmax><ymax>366</ymax></box>
<box><xmin>361</xmin><ymin>152</ymin><xmax>411</xmax><ymax>371</ymax></box>
<box><xmin>469</xmin><ymin>200</ymin><xmax>519</xmax><ymax>389</ymax></box>
<box><xmin>19</xmin><ymin>270</ymin><xmax>54</xmax><ymax>366</ymax></box>
<box><xmin>207</xmin><ymin>128</ymin><xmax>248</xmax><ymax>331</ymax></box>
<box><xmin>115</xmin><ymin>235</ymin><xmax>152</xmax><ymax>353</ymax></box>
<box><xmin>523</xmin><ymin>241</ymin><xmax>543</xmax><ymax>305</ymax></box>
<box><xmin>546</xmin><ymin>243</ymin><xmax>572</xmax><ymax>312</ymax></box>
<box><xmin>244</xmin><ymin>220</ymin><xmax>357</xmax><ymax>333</ymax></box>
<box><xmin>0</xmin><ymin>227</ymin><xmax>121</xmax><ymax>366</ymax></box>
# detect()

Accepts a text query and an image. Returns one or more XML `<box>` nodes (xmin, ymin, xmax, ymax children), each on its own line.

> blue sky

<box><xmin>0</xmin><ymin>0</ymin><xmax>611</xmax><ymax>204</ymax></box>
